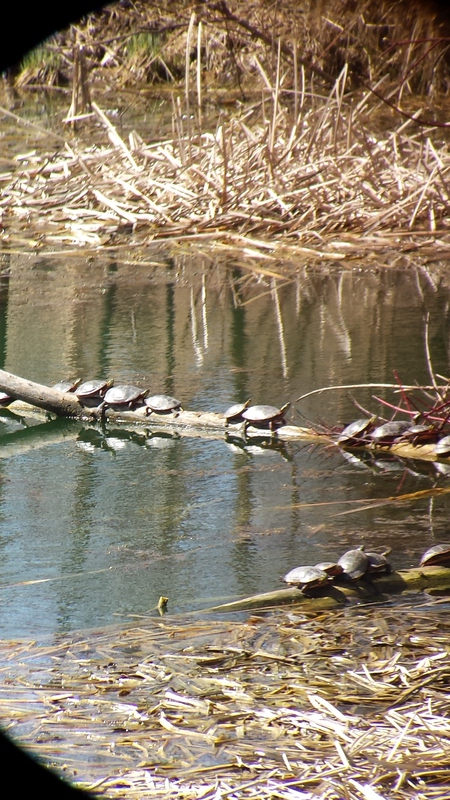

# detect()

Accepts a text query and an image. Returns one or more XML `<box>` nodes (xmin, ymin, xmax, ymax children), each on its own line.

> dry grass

<box><xmin>13</xmin><ymin>0</ymin><xmax>450</xmax><ymax>95</ymax></box>
<box><xmin>3</xmin><ymin>602</ymin><xmax>450</xmax><ymax>798</ymax></box>
<box><xmin>2</xmin><ymin>61</ymin><xmax>450</xmax><ymax>252</ymax></box>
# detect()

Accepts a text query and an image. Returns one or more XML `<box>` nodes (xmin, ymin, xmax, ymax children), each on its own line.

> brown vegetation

<box><xmin>2</xmin><ymin>3</ymin><xmax>450</xmax><ymax>250</ymax></box>
<box><xmin>4</xmin><ymin>604</ymin><xmax>450</xmax><ymax>798</ymax></box>
<box><xmin>13</xmin><ymin>0</ymin><xmax>450</xmax><ymax>94</ymax></box>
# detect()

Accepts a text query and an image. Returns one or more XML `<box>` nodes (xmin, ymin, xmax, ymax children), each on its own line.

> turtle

<box><xmin>366</xmin><ymin>550</ymin><xmax>392</xmax><ymax>575</ymax></box>
<box><xmin>242</xmin><ymin>403</ymin><xmax>290</xmax><ymax>433</ymax></box>
<box><xmin>369</xmin><ymin>420</ymin><xmax>411</xmax><ymax>445</ymax></box>
<box><xmin>101</xmin><ymin>385</ymin><xmax>148</xmax><ymax>412</ymax></box>
<box><xmin>419</xmin><ymin>544</ymin><xmax>450</xmax><ymax>568</ymax></box>
<box><xmin>144</xmin><ymin>394</ymin><xmax>182</xmax><ymax>415</ymax></box>
<box><xmin>337</xmin><ymin>547</ymin><xmax>369</xmax><ymax>581</ymax></box>
<box><xmin>52</xmin><ymin>379</ymin><xmax>81</xmax><ymax>393</ymax></box>
<box><xmin>224</xmin><ymin>399</ymin><xmax>251</xmax><ymax>426</ymax></box>
<box><xmin>314</xmin><ymin>561</ymin><xmax>344</xmax><ymax>578</ymax></box>
<box><xmin>282</xmin><ymin>565</ymin><xmax>329</xmax><ymax>594</ymax></box>
<box><xmin>434</xmin><ymin>435</ymin><xmax>450</xmax><ymax>457</ymax></box>
<box><xmin>75</xmin><ymin>379</ymin><xmax>112</xmax><ymax>400</ymax></box>
<box><xmin>337</xmin><ymin>418</ymin><xmax>375</xmax><ymax>445</ymax></box>
<box><xmin>400</xmin><ymin>423</ymin><xmax>437</xmax><ymax>445</ymax></box>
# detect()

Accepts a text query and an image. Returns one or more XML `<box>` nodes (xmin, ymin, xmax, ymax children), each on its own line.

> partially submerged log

<box><xmin>203</xmin><ymin>565</ymin><xmax>450</xmax><ymax>613</ymax></box>
<box><xmin>0</xmin><ymin>370</ymin><xmax>82</xmax><ymax>417</ymax></box>
<box><xmin>0</xmin><ymin>370</ymin><xmax>449</xmax><ymax>466</ymax></box>
<box><xmin>0</xmin><ymin>368</ymin><xmax>323</xmax><ymax>438</ymax></box>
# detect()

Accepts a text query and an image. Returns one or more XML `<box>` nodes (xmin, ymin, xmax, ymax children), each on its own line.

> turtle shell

<box><xmin>419</xmin><ymin>544</ymin><xmax>450</xmax><ymax>567</ymax></box>
<box><xmin>337</xmin><ymin>548</ymin><xmax>369</xmax><ymax>580</ymax></box>
<box><xmin>104</xmin><ymin>385</ymin><xmax>147</xmax><ymax>407</ymax></box>
<box><xmin>145</xmin><ymin>394</ymin><xmax>182</xmax><ymax>413</ymax></box>
<box><xmin>52</xmin><ymin>379</ymin><xmax>81</xmax><ymax>393</ymax></box>
<box><xmin>224</xmin><ymin>399</ymin><xmax>251</xmax><ymax>423</ymax></box>
<box><xmin>366</xmin><ymin>551</ymin><xmax>391</xmax><ymax>575</ymax></box>
<box><xmin>242</xmin><ymin>403</ymin><xmax>290</xmax><ymax>429</ymax></box>
<box><xmin>434</xmin><ymin>435</ymin><xmax>450</xmax><ymax>457</ymax></box>
<box><xmin>75</xmin><ymin>379</ymin><xmax>112</xmax><ymax>398</ymax></box>
<box><xmin>337</xmin><ymin>418</ymin><xmax>374</xmax><ymax>445</ymax></box>
<box><xmin>283</xmin><ymin>565</ymin><xmax>329</xmax><ymax>591</ymax></box>
<box><xmin>401</xmin><ymin>424</ymin><xmax>435</xmax><ymax>443</ymax></box>
<box><xmin>314</xmin><ymin>561</ymin><xmax>344</xmax><ymax>578</ymax></box>
<box><xmin>369</xmin><ymin>420</ymin><xmax>411</xmax><ymax>443</ymax></box>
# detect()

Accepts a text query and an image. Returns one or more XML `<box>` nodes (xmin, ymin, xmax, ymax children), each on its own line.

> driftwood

<box><xmin>204</xmin><ymin>565</ymin><xmax>450</xmax><ymax>613</ymax></box>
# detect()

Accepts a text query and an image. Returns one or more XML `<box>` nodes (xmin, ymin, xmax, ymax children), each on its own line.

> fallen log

<box><xmin>0</xmin><ymin>370</ymin><xmax>449</xmax><ymax>466</ymax></box>
<box><xmin>0</xmin><ymin>370</ymin><xmax>82</xmax><ymax>417</ymax></box>
<box><xmin>203</xmin><ymin>565</ymin><xmax>450</xmax><ymax>613</ymax></box>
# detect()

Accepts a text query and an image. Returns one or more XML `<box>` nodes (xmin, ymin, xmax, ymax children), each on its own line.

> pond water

<box><xmin>0</xmin><ymin>250</ymin><xmax>449</xmax><ymax>637</ymax></box>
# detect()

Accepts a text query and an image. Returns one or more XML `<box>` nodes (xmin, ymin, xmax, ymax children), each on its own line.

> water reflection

<box><xmin>0</xmin><ymin>252</ymin><xmax>449</xmax><ymax>636</ymax></box>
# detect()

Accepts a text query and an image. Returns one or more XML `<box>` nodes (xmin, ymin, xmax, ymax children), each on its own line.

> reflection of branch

<box><xmin>0</xmin><ymin>418</ymin><xmax>78</xmax><ymax>459</ymax></box>
<box><xmin>367</xmin><ymin>84</ymin><xmax>450</xmax><ymax>128</ymax></box>
<box><xmin>424</xmin><ymin>312</ymin><xmax>442</xmax><ymax>400</ymax></box>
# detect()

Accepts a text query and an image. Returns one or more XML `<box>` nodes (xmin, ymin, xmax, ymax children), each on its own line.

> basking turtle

<box><xmin>224</xmin><ymin>399</ymin><xmax>251</xmax><ymax>426</ymax></box>
<box><xmin>434</xmin><ymin>435</ymin><xmax>450</xmax><ymax>457</ymax></box>
<box><xmin>282</xmin><ymin>565</ymin><xmax>329</xmax><ymax>594</ymax></box>
<box><xmin>314</xmin><ymin>561</ymin><xmax>344</xmax><ymax>578</ymax></box>
<box><xmin>242</xmin><ymin>403</ymin><xmax>290</xmax><ymax>433</ymax></box>
<box><xmin>145</xmin><ymin>395</ymin><xmax>182</xmax><ymax>415</ymax></box>
<box><xmin>337</xmin><ymin>418</ymin><xmax>375</xmax><ymax>445</ymax></box>
<box><xmin>419</xmin><ymin>544</ymin><xmax>450</xmax><ymax>568</ymax></box>
<box><xmin>337</xmin><ymin>547</ymin><xmax>369</xmax><ymax>581</ymax></box>
<box><xmin>369</xmin><ymin>420</ymin><xmax>411</xmax><ymax>445</ymax></box>
<box><xmin>366</xmin><ymin>550</ymin><xmax>391</xmax><ymax>575</ymax></box>
<box><xmin>101</xmin><ymin>385</ymin><xmax>148</xmax><ymax>412</ymax></box>
<box><xmin>52</xmin><ymin>379</ymin><xmax>81</xmax><ymax>393</ymax></box>
<box><xmin>75</xmin><ymin>379</ymin><xmax>112</xmax><ymax>399</ymax></box>
<box><xmin>401</xmin><ymin>423</ymin><xmax>436</xmax><ymax>445</ymax></box>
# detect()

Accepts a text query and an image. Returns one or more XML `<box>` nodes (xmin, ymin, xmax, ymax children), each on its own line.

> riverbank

<box><xmin>3</xmin><ymin>601</ymin><xmax>450</xmax><ymax>799</ymax></box>
<box><xmin>2</xmin><ymin>1</ymin><xmax>450</xmax><ymax>252</ymax></box>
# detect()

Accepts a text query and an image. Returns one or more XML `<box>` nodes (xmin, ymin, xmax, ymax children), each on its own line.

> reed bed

<box><xmin>3</xmin><ymin>601</ymin><xmax>450</xmax><ymax>798</ymax></box>
<box><xmin>2</xmin><ymin>59</ymin><xmax>450</xmax><ymax>253</ymax></box>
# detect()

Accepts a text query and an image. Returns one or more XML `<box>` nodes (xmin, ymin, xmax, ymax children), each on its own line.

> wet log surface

<box><xmin>203</xmin><ymin>565</ymin><xmax>450</xmax><ymax>613</ymax></box>
<box><xmin>0</xmin><ymin>370</ymin><xmax>448</xmax><ymax>463</ymax></box>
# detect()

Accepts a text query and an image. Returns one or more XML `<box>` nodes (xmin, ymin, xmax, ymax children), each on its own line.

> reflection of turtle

<box><xmin>145</xmin><ymin>395</ymin><xmax>182</xmax><ymax>415</ymax></box>
<box><xmin>224</xmin><ymin>399</ymin><xmax>251</xmax><ymax>426</ymax></box>
<box><xmin>282</xmin><ymin>565</ymin><xmax>329</xmax><ymax>594</ymax></box>
<box><xmin>242</xmin><ymin>403</ymin><xmax>290</xmax><ymax>433</ymax></box>
<box><xmin>419</xmin><ymin>544</ymin><xmax>450</xmax><ymax>568</ymax></box>
<box><xmin>102</xmin><ymin>385</ymin><xmax>148</xmax><ymax>412</ymax></box>
<box><xmin>337</xmin><ymin>418</ymin><xmax>374</xmax><ymax>445</ymax></box>
<box><xmin>52</xmin><ymin>379</ymin><xmax>81</xmax><ymax>393</ymax></box>
<box><xmin>337</xmin><ymin>547</ymin><xmax>369</xmax><ymax>580</ymax></box>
